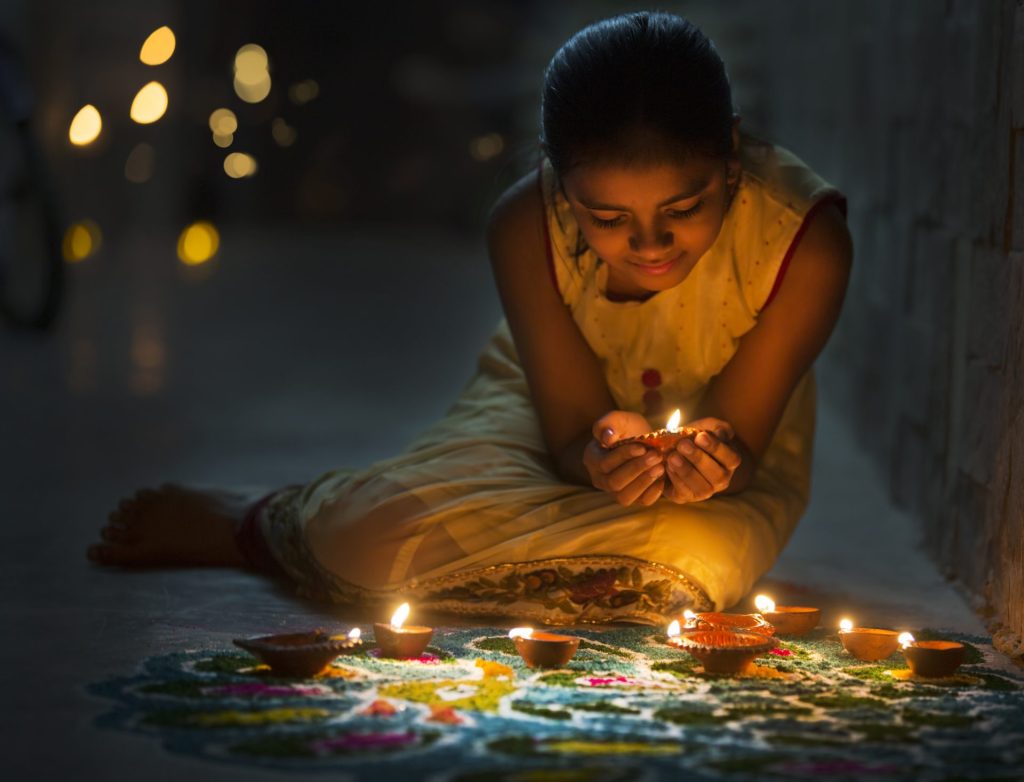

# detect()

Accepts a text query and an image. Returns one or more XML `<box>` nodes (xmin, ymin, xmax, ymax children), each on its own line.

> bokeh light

<box><xmin>208</xmin><ymin>108</ymin><xmax>237</xmax><ymax>135</ymax></box>
<box><xmin>62</xmin><ymin>220</ymin><xmax>102</xmax><ymax>263</ymax></box>
<box><xmin>124</xmin><ymin>142</ymin><xmax>155</xmax><ymax>183</ymax></box>
<box><xmin>288</xmin><ymin>79</ymin><xmax>319</xmax><ymax>105</ymax></box>
<box><xmin>234</xmin><ymin>43</ymin><xmax>271</xmax><ymax>104</ymax></box>
<box><xmin>176</xmin><ymin>221</ymin><xmax>220</xmax><ymax>266</ymax></box>
<box><xmin>69</xmin><ymin>104</ymin><xmax>102</xmax><ymax>146</ymax></box>
<box><xmin>271</xmin><ymin>117</ymin><xmax>297</xmax><ymax>147</ymax></box>
<box><xmin>139</xmin><ymin>26</ymin><xmax>176</xmax><ymax>65</ymax></box>
<box><xmin>213</xmin><ymin>133</ymin><xmax>234</xmax><ymax>148</ymax></box>
<box><xmin>468</xmin><ymin>132</ymin><xmax>504</xmax><ymax>162</ymax></box>
<box><xmin>130</xmin><ymin>81</ymin><xmax>169</xmax><ymax>124</ymax></box>
<box><xmin>223</xmin><ymin>152</ymin><xmax>258</xmax><ymax>178</ymax></box>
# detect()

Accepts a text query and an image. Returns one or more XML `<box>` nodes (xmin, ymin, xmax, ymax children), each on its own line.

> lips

<box><xmin>630</xmin><ymin>253</ymin><xmax>683</xmax><ymax>276</ymax></box>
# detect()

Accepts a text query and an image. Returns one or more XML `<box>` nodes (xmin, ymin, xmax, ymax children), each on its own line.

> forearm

<box><xmin>720</xmin><ymin>435</ymin><xmax>757</xmax><ymax>495</ymax></box>
<box><xmin>553</xmin><ymin>431</ymin><xmax>594</xmax><ymax>486</ymax></box>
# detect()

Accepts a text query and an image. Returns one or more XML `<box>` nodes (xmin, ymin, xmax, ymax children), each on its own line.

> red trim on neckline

<box><xmin>762</xmin><ymin>193</ymin><xmax>847</xmax><ymax>310</ymax></box>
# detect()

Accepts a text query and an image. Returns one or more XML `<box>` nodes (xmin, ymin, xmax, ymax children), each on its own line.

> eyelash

<box><xmin>588</xmin><ymin>201</ymin><xmax>703</xmax><ymax>229</ymax></box>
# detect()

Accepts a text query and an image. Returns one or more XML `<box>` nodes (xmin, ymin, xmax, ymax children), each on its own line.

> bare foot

<box><xmin>87</xmin><ymin>484</ymin><xmax>249</xmax><ymax>567</ymax></box>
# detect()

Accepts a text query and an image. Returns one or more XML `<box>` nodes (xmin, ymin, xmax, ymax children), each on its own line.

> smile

<box><xmin>629</xmin><ymin>253</ymin><xmax>683</xmax><ymax>276</ymax></box>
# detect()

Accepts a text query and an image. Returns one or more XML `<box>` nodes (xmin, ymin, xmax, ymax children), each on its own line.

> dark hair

<box><xmin>541</xmin><ymin>12</ymin><xmax>734</xmax><ymax>175</ymax></box>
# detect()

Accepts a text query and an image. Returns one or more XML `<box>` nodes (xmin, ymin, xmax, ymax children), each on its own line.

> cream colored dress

<box><xmin>258</xmin><ymin>139</ymin><xmax>843</xmax><ymax>626</ymax></box>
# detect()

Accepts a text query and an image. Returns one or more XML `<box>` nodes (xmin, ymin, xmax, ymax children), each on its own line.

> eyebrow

<box><xmin>577</xmin><ymin>177</ymin><xmax>711</xmax><ymax>212</ymax></box>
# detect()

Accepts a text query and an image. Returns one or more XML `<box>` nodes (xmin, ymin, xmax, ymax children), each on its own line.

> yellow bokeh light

<box><xmin>208</xmin><ymin>108</ymin><xmax>237</xmax><ymax>135</ymax></box>
<box><xmin>234</xmin><ymin>44</ymin><xmax>269</xmax><ymax>81</ymax></box>
<box><xmin>288</xmin><ymin>79</ymin><xmax>319</xmax><ymax>105</ymax></box>
<box><xmin>271</xmin><ymin>117</ymin><xmax>296</xmax><ymax>147</ymax></box>
<box><xmin>468</xmin><ymin>132</ymin><xmax>504</xmax><ymax>162</ymax></box>
<box><xmin>212</xmin><ymin>132</ymin><xmax>234</xmax><ymax>148</ymax></box>
<box><xmin>176</xmin><ymin>221</ymin><xmax>220</xmax><ymax>266</ymax></box>
<box><xmin>139</xmin><ymin>26</ymin><xmax>176</xmax><ymax>66</ymax></box>
<box><xmin>234</xmin><ymin>73</ymin><xmax>271</xmax><ymax>103</ymax></box>
<box><xmin>62</xmin><ymin>220</ymin><xmax>102</xmax><ymax>262</ymax></box>
<box><xmin>69</xmin><ymin>104</ymin><xmax>102</xmax><ymax>146</ymax></box>
<box><xmin>223</xmin><ymin>152</ymin><xmax>258</xmax><ymax>178</ymax></box>
<box><xmin>130</xmin><ymin>81</ymin><xmax>169</xmax><ymax>124</ymax></box>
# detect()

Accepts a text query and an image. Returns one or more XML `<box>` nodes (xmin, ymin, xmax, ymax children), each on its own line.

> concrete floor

<box><xmin>0</xmin><ymin>223</ymin><xmax>991</xmax><ymax>780</ymax></box>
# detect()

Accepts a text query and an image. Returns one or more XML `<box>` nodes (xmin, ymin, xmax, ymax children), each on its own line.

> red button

<box><xmin>642</xmin><ymin>369</ymin><xmax>662</xmax><ymax>388</ymax></box>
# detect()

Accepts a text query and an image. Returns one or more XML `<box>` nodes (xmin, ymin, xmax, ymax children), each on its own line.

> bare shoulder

<box><xmin>790</xmin><ymin>202</ymin><xmax>852</xmax><ymax>280</ymax></box>
<box><xmin>486</xmin><ymin>170</ymin><xmax>546</xmax><ymax>267</ymax></box>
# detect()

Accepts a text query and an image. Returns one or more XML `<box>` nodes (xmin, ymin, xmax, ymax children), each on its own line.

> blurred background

<box><xmin>1</xmin><ymin>0</ymin><xmax>1022</xmax><ymax>677</ymax></box>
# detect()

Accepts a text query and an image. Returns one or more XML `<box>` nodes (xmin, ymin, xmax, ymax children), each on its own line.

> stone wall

<box><xmin>705</xmin><ymin>0</ymin><xmax>1023</xmax><ymax>657</ymax></box>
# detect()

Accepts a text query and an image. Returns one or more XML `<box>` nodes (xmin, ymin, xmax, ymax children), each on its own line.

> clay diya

<box><xmin>373</xmin><ymin>603</ymin><xmax>433</xmax><ymax>659</ymax></box>
<box><xmin>233</xmin><ymin>627</ymin><xmax>362</xmax><ymax>677</ymax></box>
<box><xmin>508</xmin><ymin>627</ymin><xmax>580</xmax><ymax>669</ymax></box>
<box><xmin>754</xmin><ymin>594</ymin><xmax>820</xmax><ymax>636</ymax></box>
<box><xmin>668</xmin><ymin>625</ymin><xmax>774</xmax><ymax>674</ymax></box>
<box><xmin>899</xmin><ymin>632</ymin><xmax>966</xmax><ymax>678</ymax></box>
<box><xmin>838</xmin><ymin>618</ymin><xmax>900</xmax><ymax>661</ymax></box>
<box><xmin>689</xmin><ymin>610</ymin><xmax>775</xmax><ymax>637</ymax></box>
<box><xmin>613</xmin><ymin>409</ymin><xmax>703</xmax><ymax>454</ymax></box>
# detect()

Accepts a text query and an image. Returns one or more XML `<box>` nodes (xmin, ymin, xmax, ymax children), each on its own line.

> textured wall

<box><xmin>708</xmin><ymin>0</ymin><xmax>1023</xmax><ymax>657</ymax></box>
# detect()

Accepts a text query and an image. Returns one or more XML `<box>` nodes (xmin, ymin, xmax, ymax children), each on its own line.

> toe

<box><xmin>101</xmin><ymin>524</ymin><xmax>134</xmax><ymax>543</ymax></box>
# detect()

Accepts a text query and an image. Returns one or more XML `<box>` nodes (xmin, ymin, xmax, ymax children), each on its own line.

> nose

<box><xmin>628</xmin><ymin>222</ymin><xmax>674</xmax><ymax>259</ymax></box>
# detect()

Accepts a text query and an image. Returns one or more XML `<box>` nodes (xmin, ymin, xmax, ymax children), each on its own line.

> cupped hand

<box><xmin>583</xmin><ymin>410</ymin><xmax>665</xmax><ymax>507</ymax></box>
<box><xmin>664</xmin><ymin>417</ymin><xmax>742</xmax><ymax>504</ymax></box>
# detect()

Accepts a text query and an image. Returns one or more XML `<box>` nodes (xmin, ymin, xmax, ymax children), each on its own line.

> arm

<box><xmin>675</xmin><ymin>201</ymin><xmax>853</xmax><ymax>497</ymax></box>
<box><xmin>487</xmin><ymin>172</ymin><xmax>663</xmax><ymax>502</ymax></box>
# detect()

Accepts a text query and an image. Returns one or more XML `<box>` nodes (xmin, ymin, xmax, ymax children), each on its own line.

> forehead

<box><xmin>561</xmin><ymin>156</ymin><xmax>722</xmax><ymax>206</ymax></box>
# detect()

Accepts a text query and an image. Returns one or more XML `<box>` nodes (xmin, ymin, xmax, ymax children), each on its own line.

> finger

<box><xmin>694</xmin><ymin>431</ymin><xmax>743</xmax><ymax>471</ymax></box>
<box><xmin>606</xmin><ymin>450</ymin><xmax>663</xmax><ymax>490</ymax></box>
<box><xmin>688</xmin><ymin>417</ymin><xmax>735</xmax><ymax>441</ymax></box>
<box><xmin>637</xmin><ymin>477</ymin><xmax>664</xmax><ymax>506</ymax></box>
<box><xmin>666</xmin><ymin>453</ymin><xmax>714</xmax><ymax>500</ymax></box>
<box><xmin>615</xmin><ymin>463</ymin><xmax>664</xmax><ymax>506</ymax></box>
<box><xmin>599</xmin><ymin>443</ymin><xmax>650</xmax><ymax>476</ymax></box>
<box><xmin>677</xmin><ymin>438</ymin><xmax>732</xmax><ymax>493</ymax></box>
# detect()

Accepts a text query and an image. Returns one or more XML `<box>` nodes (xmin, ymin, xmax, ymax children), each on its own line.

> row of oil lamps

<box><xmin>232</xmin><ymin>595</ymin><xmax>966</xmax><ymax>679</ymax></box>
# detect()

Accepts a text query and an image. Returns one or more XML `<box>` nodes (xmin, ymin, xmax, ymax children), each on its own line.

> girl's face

<box><xmin>561</xmin><ymin>153</ymin><xmax>737</xmax><ymax>300</ymax></box>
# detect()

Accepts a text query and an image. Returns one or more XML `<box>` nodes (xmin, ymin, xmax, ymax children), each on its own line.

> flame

<box><xmin>666</xmin><ymin>409</ymin><xmax>681</xmax><ymax>432</ymax></box>
<box><xmin>348</xmin><ymin>628</ymin><xmax>361</xmax><ymax>641</ymax></box>
<box><xmin>898</xmin><ymin>632</ymin><xmax>915</xmax><ymax>649</ymax></box>
<box><xmin>390</xmin><ymin>603</ymin><xmax>410</xmax><ymax>630</ymax></box>
<box><xmin>754</xmin><ymin>594</ymin><xmax>776</xmax><ymax>613</ymax></box>
<box><xmin>508</xmin><ymin>627</ymin><xmax>533</xmax><ymax>640</ymax></box>
<box><xmin>667</xmin><ymin>620</ymin><xmax>681</xmax><ymax>638</ymax></box>
<box><xmin>839</xmin><ymin>618</ymin><xmax>854</xmax><ymax>633</ymax></box>
<box><xmin>683</xmin><ymin>609</ymin><xmax>697</xmax><ymax>628</ymax></box>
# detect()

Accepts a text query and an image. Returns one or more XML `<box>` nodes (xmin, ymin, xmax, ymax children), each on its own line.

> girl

<box><xmin>88</xmin><ymin>11</ymin><xmax>851</xmax><ymax>625</ymax></box>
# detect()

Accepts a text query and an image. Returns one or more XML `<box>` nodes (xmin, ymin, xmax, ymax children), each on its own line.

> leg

<box><xmin>87</xmin><ymin>484</ymin><xmax>249</xmax><ymax>567</ymax></box>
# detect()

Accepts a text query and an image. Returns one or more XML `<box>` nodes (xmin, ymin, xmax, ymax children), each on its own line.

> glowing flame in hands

<box><xmin>390</xmin><ymin>603</ymin><xmax>410</xmax><ymax>630</ymax></box>
<box><xmin>898</xmin><ymin>632</ymin><xmax>916</xmax><ymax>649</ymax></box>
<box><xmin>667</xmin><ymin>620</ymin><xmax>681</xmax><ymax>638</ymax></box>
<box><xmin>666</xmin><ymin>410</ymin><xmax>681</xmax><ymax>432</ymax></box>
<box><xmin>839</xmin><ymin>618</ymin><xmax>854</xmax><ymax>633</ymax></box>
<box><xmin>754</xmin><ymin>594</ymin><xmax>776</xmax><ymax>613</ymax></box>
<box><xmin>508</xmin><ymin>627</ymin><xmax>533</xmax><ymax>640</ymax></box>
<box><xmin>348</xmin><ymin>628</ymin><xmax>361</xmax><ymax>641</ymax></box>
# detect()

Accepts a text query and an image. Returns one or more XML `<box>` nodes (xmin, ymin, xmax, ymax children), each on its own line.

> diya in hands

<box><xmin>612</xmin><ymin>409</ymin><xmax>703</xmax><ymax>454</ymax></box>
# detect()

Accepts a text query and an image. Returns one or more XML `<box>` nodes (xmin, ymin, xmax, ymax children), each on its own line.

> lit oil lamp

<box><xmin>667</xmin><ymin>619</ymin><xmax>772</xmax><ymax>674</ymax></box>
<box><xmin>898</xmin><ymin>632</ymin><xmax>966</xmax><ymax>678</ymax></box>
<box><xmin>753</xmin><ymin>594</ymin><xmax>820</xmax><ymax>636</ymax></box>
<box><xmin>508</xmin><ymin>627</ymin><xmax>580</xmax><ymax>669</ymax></box>
<box><xmin>837</xmin><ymin>617</ymin><xmax>900</xmax><ymax>661</ymax></box>
<box><xmin>616</xmin><ymin>409</ymin><xmax>702</xmax><ymax>454</ymax></box>
<box><xmin>691</xmin><ymin>610</ymin><xmax>774</xmax><ymax>637</ymax></box>
<box><xmin>373</xmin><ymin>603</ymin><xmax>433</xmax><ymax>659</ymax></box>
<box><xmin>232</xmin><ymin>627</ymin><xmax>362</xmax><ymax>678</ymax></box>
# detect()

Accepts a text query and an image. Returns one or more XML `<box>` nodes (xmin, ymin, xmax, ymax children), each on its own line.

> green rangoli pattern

<box><xmin>90</xmin><ymin>627</ymin><xmax>1024</xmax><ymax>780</ymax></box>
